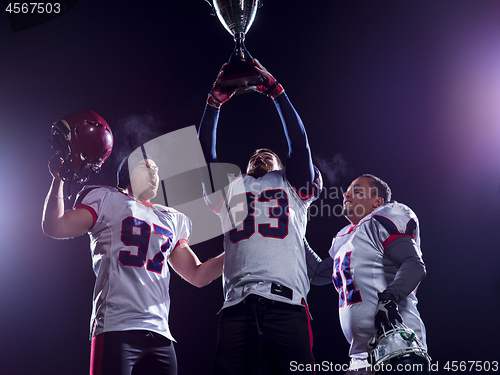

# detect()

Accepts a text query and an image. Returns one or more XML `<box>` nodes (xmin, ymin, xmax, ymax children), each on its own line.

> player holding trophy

<box><xmin>198</xmin><ymin>59</ymin><xmax>323</xmax><ymax>374</ymax></box>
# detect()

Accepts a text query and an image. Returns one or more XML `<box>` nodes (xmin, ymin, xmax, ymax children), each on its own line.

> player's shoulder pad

<box><xmin>154</xmin><ymin>203</ymin><xmax>176</xmax><ymax>213</ymax></box>
<box><xmin>75</xmin><ymin>185</ymin><xmax>118</xmax><ymax>206</ymax></box>
<box><xmin>314</xmin><ymin>165</ymin><xmax>323</xmax><ymax>195</ymax></box>
<box><xmin>155</xmin><ymin>205</ymin><xmax>193</xmax><ymax>229</ymax></box>
<box><xmin>154</xmin><ymin>204</ymin><xmax>188</xmax><ymax>217</ymax></box>
<box><xmin>313</xmin><ymin>165</ymin><xmax>322</xmax><ymax>180</ymax></box>
<box><xmin>371</xmin><ymin>201</ymin><xmax>418</xmax><ymax>236</ymax></box>
<box><xmin>335</xmin><ymin>223</ymin><xmax>354</xmax><ymax>238</ymax></box>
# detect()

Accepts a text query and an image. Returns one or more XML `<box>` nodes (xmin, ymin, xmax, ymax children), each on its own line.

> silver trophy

<box><xmin>210</xmin><ymin>0</ymin><xmax>262</xmax><ymax>93</ymax></box>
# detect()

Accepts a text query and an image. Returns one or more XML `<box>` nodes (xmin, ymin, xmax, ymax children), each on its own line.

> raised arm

<box><xmin>42</xmin><ymin>153</ymin><xmax>93</xmax><ymax>239</ymax></box>
<box><xmin>198</xmin><ymin>63</ymin><xmax>239</xmax><ymax>165</ymax></box>
<box><xmin>168</xmin><ymin>243</ymin><xmax>224</xmax><ymax>288</ymax></box>
<box><xmin>251</xmin><ymin>59</ymin><xmax>315</xmax><ymax>194</ymax></box>
<box><xmin>198</xmin><ymin>104</ymin><xmax>220</xmax><ymax>165</ymax></box>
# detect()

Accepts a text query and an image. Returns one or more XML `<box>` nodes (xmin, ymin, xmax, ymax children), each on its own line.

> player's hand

<box><xmin>374</xmin><ymin>300</ymin><xmax>403</xmax><ymax>333</ymax></box>
<box><xmin>250</xmin><ymin>59</ymin><xmax>284</xmax><ymax>99</ymax></box>
<box><xmin>207</xmin><ymin>63</ymin><xmax>238</xmax><ymax>108</ymax></box>
<box><xmin>48</xmin><ymin>152</ymin><xmax>65</xmax><ymax>180</ymax></box>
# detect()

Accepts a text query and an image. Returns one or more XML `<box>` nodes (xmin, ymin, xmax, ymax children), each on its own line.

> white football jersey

<box><xmin>209</xmin><ymin>168</ymin><xmax>322</xmax><ymax>308</ymax></box>
<box><xmin>328</xmin><ymin>202</ymin><xmax>427</xmax><ymax>361</ymax></box>
<box><xmin>74</xmin><ymin>186</ymin><xmax>192</xmax><ymax>341</ymax></box>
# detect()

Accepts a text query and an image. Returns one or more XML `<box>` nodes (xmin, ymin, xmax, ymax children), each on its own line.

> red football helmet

<box><xmin>51</xmin><ymin>110</ymin><xmax>114</xmax><ymax>182</ymax></box>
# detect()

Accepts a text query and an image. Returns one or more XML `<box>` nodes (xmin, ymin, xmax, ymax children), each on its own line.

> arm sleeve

<box><xmin>274</xmin><ymin>94</ymin><xmax>315</xmax><ymax>194</ymax></box>
<box><xmin>378</xmin><ymin>236</ymin><xmax>427</xmax><ymax>303</ymax></box>
<box><xmin>304</xmin><ymin>238</ymin><xmax>334</xmax><ymax>286</ymax></box>
<box><xmin>197</xmin><ymin>104</ymin><xmax>221</xmax><ymax>196</ymax></box>
<box><xmin>197</xmin><ymin>104</ymin><xmax>220</xmax><ymax>164</ymax></box>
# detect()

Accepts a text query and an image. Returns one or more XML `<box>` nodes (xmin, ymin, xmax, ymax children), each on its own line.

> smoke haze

<box><xmin>314</xmin><ymin>153</ymin><xmax>350</xmax><ymax>186</ymax></box>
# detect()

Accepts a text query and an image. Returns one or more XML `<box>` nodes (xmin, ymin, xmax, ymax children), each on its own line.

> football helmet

<box><xmin>51</xmin><ymin>110</ymin><xmax>113</xmax><ymax>183</ymax></box>
<box><xmin>368</xmin><ymin>322</ymin><xmax>431</xmax><ymax>367</ymax></box>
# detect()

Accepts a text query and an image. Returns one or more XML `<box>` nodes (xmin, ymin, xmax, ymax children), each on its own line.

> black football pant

<box><xmin>213</xmin><ymin>295</ymin><xmax>315</xmax><ymax>375</ymax></box>
<box><xmin>90</xmin><ymin>330</ymin><xmax>177</xmax><ymax>375</ymax></box>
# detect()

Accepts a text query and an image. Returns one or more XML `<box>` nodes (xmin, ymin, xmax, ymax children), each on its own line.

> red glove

<box><xmin>207</xmin><ymin>63</ymin><xmax>238</xmax><ymax>108</ymax></box>
<box><xmin>250</xmin><ymin>59</ymin><xmax>284</xmax><ymax>99</ymax></box>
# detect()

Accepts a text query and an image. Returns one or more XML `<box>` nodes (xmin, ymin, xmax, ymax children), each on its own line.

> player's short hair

<box><xmin>361</xmin><ymin>174</ymin><xmax>392</xmax><ymax>203</ymax></box>
<box><xmin>117</xmin><ymin>151</ymin><xmax>154</xmax><ymax>189</ymax></box>
<box><xmin>249</xmin><ymin>148</ymin><xmax>283</xmax><ymax>169</ymax></box>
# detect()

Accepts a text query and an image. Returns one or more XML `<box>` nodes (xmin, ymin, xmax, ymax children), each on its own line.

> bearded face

<box><xmin>246</xmin><ymin>152</ymin><xmax>280</xmax><ymax>178</ymax></box>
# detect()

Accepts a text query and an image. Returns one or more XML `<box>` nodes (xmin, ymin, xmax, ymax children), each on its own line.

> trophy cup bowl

<box><xmin>212</xmin><ymin>0</ymin><xmax>262</xmax><ymax>94</ymax></box>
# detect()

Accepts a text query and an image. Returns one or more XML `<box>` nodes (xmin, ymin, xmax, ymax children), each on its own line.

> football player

<box><xmin>320</xmin><ymin>174</ymin><xmax>430</xmax><ymax>375</ymax></box>
<box><xmin>42</xmin><ymin>145</ymin><xmax>224</xmax><ymax>375</ymax></box>
<box><xmin>198</xmin><ymin>59</ymin><xmax>323</xmax><ymax>374</ymax></box>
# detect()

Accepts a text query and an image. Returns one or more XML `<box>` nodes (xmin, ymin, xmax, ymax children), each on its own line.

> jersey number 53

<box><xmin>228</xmin><ymin>189</ymin><xmax>289</xmax><ymax>243</ymax></box>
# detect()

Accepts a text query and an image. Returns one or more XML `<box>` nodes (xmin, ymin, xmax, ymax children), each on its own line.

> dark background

<box><xmin>1</xmin><ymin>1</ymin><xmax>499</xmax><ymax>374</ymax></box>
